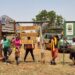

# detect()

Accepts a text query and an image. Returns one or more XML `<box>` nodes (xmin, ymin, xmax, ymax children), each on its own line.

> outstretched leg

<box><xmin>15</xmin><ymin>49</ymin><xmax>20</xmax><ymax>65</ymax></box>
<box><xmin>30</xmin><ymin>49</ymin><xmax>35</xmax><ymax>61</ymax></box>
<box><xmin>24</xmin><ymin>49</ymin><xmax>29</xmax><ymax>61</ymax></box>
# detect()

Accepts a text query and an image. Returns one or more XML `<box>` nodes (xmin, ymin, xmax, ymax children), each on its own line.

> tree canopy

<box><xmin>32</xmin><ymin>10</ymin><xmax>64</xmax><ymax>33</ymax></box>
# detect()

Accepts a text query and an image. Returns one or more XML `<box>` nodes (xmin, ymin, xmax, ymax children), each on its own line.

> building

<box><xmin>64</xmin><ymin>21</ymin><xmax>75</xmax><ymax>39</ymax></box>
<box><xmin>0</xmin><ymin>15</ymin><xmax>16</xmax><ymax>37</ymax></box>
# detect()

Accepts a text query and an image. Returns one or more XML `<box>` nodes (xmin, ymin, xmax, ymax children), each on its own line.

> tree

<box><xmin>33</xmin><ymin>10</ymin><xmax>64</xmax><ymax>33</ymax></box>
<box><xmin>33</xmin><ymin>10</ymin><xmax>48</xmax><ymax>22</ymax></box>
<box><xmin>47</xmin><ymin>11</ymin><xmax>56</xmax><ymax>27</ymax></box>
<box><xmin>56</xmin><ymin>15</ymin><xmax>64</xmax><ymax>27</ymax></box>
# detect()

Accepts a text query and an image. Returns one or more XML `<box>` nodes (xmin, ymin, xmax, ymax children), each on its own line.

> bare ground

<box><xmin>0</xmin><ymin>45</ymin><xmax>75</xmax><ymax>75</ymax></box>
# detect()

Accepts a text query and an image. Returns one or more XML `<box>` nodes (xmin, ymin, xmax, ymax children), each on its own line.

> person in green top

<box><xmin>1</xmin><ymin>35</ymin><xmax>11</xmax><ymax>62</ymax></box>
<box><xmin>58</xmin><ymin>37</ymin><xmax>69</xmax><ymax>52</ymax></box>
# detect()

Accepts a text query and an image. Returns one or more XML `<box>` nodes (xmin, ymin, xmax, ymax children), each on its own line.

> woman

<box><xmin>50</xmin><ymin>36</ymin><xmax>58</xmax><ymax>65</ymax></box>
<box><xmin>24</xmin><ymin>37</ymin><xmax>35</xmax><ymax>62</ymax></box>
<box><xmin>12</xmin><ymin>34</ymin><xmax>21</xmax><ymax>65</ymax></box>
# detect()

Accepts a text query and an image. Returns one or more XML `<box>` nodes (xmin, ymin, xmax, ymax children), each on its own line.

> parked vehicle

<box><xmin>43</xmin><ymin>33</ymin><xmax>61</xmax><ymax>50</ymax></box>
<box><xmin>58</xmin><ymin>38</ymin><xmax>75</xmax><ymax>53</ymax></box>
<box><xmin>58</xmin><ymin>39</ymin><xmax>71</xmax><ymax>53</ymax></box>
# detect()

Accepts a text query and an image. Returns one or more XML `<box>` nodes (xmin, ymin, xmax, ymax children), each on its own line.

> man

<box><xmin>24</xmin><ymin>37</ymin><xmax>35</xmax><ymax>62</ymax></box>
<box><xmin>1</xmin><ymin>35</ymin><xmax>11</xmax><ymax>62</ymax></box>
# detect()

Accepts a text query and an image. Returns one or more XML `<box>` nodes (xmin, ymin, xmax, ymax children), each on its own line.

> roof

<box><xmin>65</xmin><ymin>21</ymin><xmax>75</xmax><ymax>23</ymax></box>
<box><xmin>0</xmin><ymin>15</ymin><xmax>15</xmax><ymax>24</ymax></box>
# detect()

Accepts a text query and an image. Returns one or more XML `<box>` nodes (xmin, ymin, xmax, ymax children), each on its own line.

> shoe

<box><xmin>53</xmin><ymin>62</ymin><xmax>56</xmax><ymax>65</ymax></box>
<box><xmin>15</xmin><ymin>57</ymin><xmax>20</xmax><ymax>65</ymax></box>
<box><xmin>50</xmin><ymin>61</ymin><xmax>53</xmax><ymax>65</ymax></box>
<box><xmin>50</xmin><ymin>60</ymin><xmax>56</xmax><ymax>65</ymax></box>
<box><xmin>16</xmin><ymin>59</ymin><xmax>19</xmax><ymax>65</ymax></box>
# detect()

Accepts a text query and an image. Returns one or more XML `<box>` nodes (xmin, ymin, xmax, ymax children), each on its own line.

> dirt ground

<box><xmin>0</xmin><ymin>44</ymin><xmax>75</xmax><ymax>75</ymax></box>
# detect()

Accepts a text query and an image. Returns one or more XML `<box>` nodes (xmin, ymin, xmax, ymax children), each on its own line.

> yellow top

<box><xmin>22</xmin><ymin>40</ymin><xmax>34</xmax><ymax>48</ymax></box>
<box><xmin>54</xmin><ymin>37</ymin><xmax>57</xmax><ymax>46</ymax></box>
<box><xmin>51</xmin><ymin>39</ymin><xmax>55</xmax><ymax>51</ymax></box>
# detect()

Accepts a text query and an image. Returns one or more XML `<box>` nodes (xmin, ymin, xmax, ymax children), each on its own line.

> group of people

<box><xmin>0</xmin><ymin>34</ymin><xmax>35</xmax><ymax>65</ymax></box>
<box><xmin>0</xmin><ymin>34</ymin><xmax>75</xmax><ymax>65</ymax></box>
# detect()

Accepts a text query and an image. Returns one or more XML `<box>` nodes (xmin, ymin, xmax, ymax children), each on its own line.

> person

<box><xmin>37</xmin><ymin>36</ymin><xmax>40</xmax><ymax>48</ymax></box>
<box><xmin>12</xmin><ymin>34</ymin><xmax>21</xmax><ymax>65</ymax></box>
<box><xmin>50</xmin><ymin>35</ymin><xmax>58</xmax><ymax>65</ymax></box>
<box><xmin>70</xmin><ymin>45</ymin><xmax>75</xmax><ymax>65</ymax></box>
<box><xmin>40</xmin><ymin>37</ymin><xmax>45</xmax><ymax>63</ymax></box>
<box><xmin>58</xmin><ymin>37</ymin><xmax>64</xmax><ymax>52</ymax></box>
<box><xmin>1</xmin><ymin>35</ymin><xmax>11</xmax><ymax>63</ymax></box>
<box><xmin>0</xmin><ymin>37</ymin><xmax>3</xmax><ymax>61</ymax></box>
<box><xmin>69</xmin><ymin>38</ymin><xmax>75</xmax><ymax>65</ymax></box>
<box><xmin>24</xmin><ymin>37</ymin><xmax>35</xmax><ymax>62</ymax></box>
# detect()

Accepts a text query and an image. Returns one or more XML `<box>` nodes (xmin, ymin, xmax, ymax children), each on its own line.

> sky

<box><xmin>0</xmin><ymin>0</ymin><xmax>75</xmax><ymax>21</ymax></box>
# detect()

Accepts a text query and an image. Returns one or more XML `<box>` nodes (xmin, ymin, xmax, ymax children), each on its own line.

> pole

<box><xmin>62</xmin><ymin>37</ymin><xmax>65</xmax><ymax>65</ymax></box>
<box><xmin>0</xmin><ymin>21</ymin><xmax>1</xmax><ymax>34</ymax></box>
<box><xmin>63</xmin><ymin>47</ymin><xmax>65</xmax><ymax>65</ymax></box>
<box><xmin>40</xmin><ymin>24</ymin><xmax>45</xmax><ymax>63</ymax></box>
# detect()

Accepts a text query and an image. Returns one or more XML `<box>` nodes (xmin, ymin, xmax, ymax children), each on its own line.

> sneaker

<box><xmin>16</xmin><ymin>59</ymin><xmax>19</xmax><ymax>65</ymax></box>
<box><xmin>50</xmin><ymin>60</ymin><xmax>56</xmax><ymax>65</ymax></box>
<box><xmin>15</xmin><ymin>57</ymin><xmax>20</xmax><ymax>65</ymax></box>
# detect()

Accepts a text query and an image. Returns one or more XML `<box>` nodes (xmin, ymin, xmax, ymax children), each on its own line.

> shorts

<box><xmin>51</xmin><ymin>48</ymin><xmax>58</xmax><ymax>58</ymax></box>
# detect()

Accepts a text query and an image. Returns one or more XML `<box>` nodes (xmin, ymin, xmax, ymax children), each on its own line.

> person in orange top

<box><xmin>24</xmin><ymin>37</ymin><xmax>35</xmax><ymax>62</ymax></box>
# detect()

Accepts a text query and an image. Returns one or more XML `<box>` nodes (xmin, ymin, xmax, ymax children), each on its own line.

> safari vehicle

<box><xmin>43</xmin><ymin>33</ymin><xmax>52</xmax><ymax>50</ymax></box>
<box><xmin>43</xmin><ymin>33</ymin><xmax>61</xmax><ymax>50</ymax></box>
<box><xmin>58</xmin><ymin>38</ymin><xmax>72</xmax><ymax>53</ymax></box>
<box><xmin>63</xmin><ymin>21</ymin><xmax>75</xmax><ymax>53</ymax></box>
<box><xmin>43</xmin><ymin>33</ymin><xmax>72</xmax><ymax>52</ymax></box>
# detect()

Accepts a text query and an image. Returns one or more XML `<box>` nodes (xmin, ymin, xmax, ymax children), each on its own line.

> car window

<box><xmin>44</xmin><ymin>34</ymin><xmax>51</xmax><ymax>39</ymax></box>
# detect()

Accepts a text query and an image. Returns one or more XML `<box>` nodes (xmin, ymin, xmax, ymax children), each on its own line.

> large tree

<box><xmin>47</xmin><ymin>11</ymin><xmax>56</xmax><ymax>26</ymax></box>
<box><xmin>33</xmin><ymin>10</ymin><xmax>48</xmax><ymax>22</ymax></box>
<box><xmin>56</xmin><ymin>15</ymin><xmax>64</xmax><ymax>27</ymax></box>
<box><xmin>33</xmin><ymin>10</ymin><xmax>64</xmax><ymax>33</ymax></box>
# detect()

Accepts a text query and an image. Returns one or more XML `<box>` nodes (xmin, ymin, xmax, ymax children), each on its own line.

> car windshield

<box><xmin>43</xmin><ymin>33</ymin><xmax>61</xmax><ymax>39</ymax></box>
<box><xmin>44</xmin><ymin>34</ymin><xmax>52</xmax><ymax>39</ymax></box>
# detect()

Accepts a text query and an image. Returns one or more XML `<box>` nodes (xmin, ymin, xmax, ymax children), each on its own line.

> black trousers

<box><xmin>24</xmin><ymin>48</ymin><xmax>35</xmax><ymax>61</ymax></box>
<box><xmin>3</xmin><ymin>47</ymin><xmax>9</xmax><ymax>62</ymax></box>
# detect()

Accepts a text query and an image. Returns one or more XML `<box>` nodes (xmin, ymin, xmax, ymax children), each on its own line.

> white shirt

<box><xmin>37</xmin><ymin>37</ymin><xmax>40</xmax><ymax>42</ymax></box>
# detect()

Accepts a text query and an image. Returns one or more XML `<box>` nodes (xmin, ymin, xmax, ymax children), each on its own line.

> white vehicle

<box><xmin>43</xmin><ymin>33</ymin><xmax>61</xmax><ymax>49</ymax></box>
